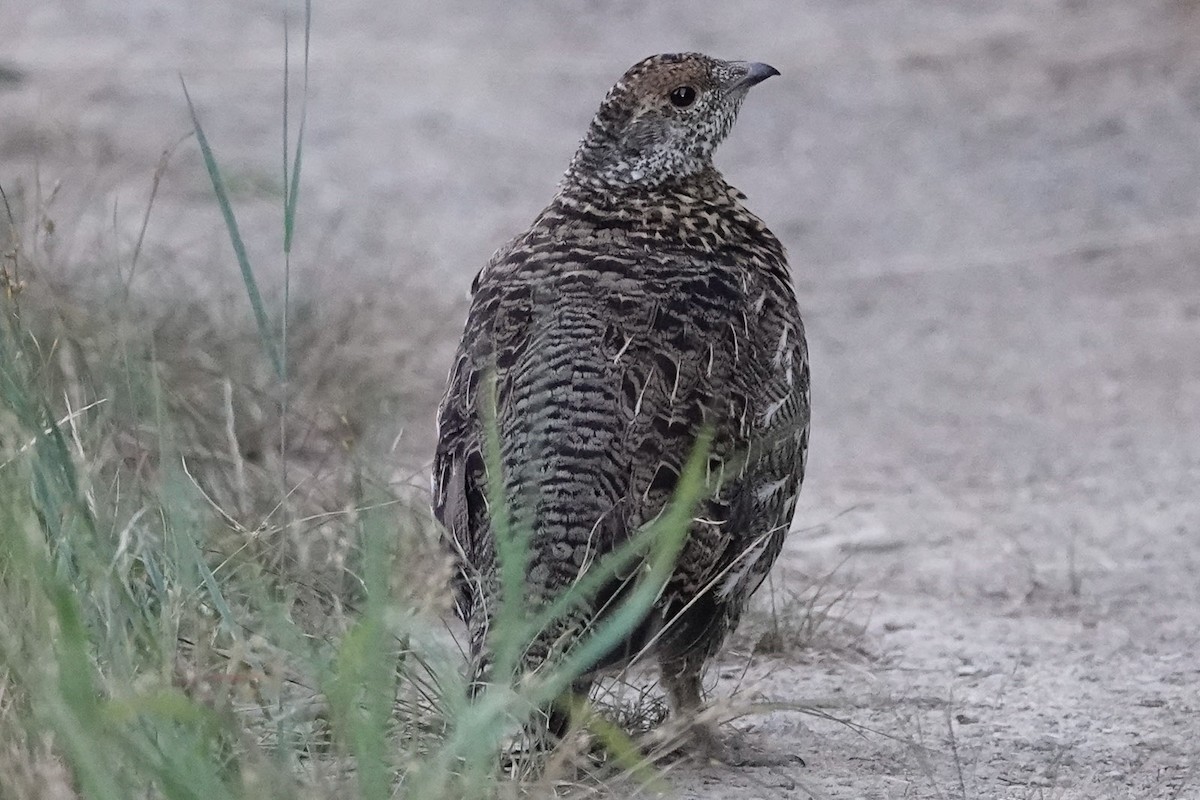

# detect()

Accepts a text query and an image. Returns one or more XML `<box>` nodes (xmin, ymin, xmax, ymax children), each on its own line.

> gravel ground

<box><xmin>3</xmin><ymin>1</ymin><xmax>1199</xmax><ymax>797</ymax></box>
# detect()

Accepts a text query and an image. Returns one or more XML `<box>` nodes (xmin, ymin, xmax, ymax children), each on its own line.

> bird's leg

<box><xmin>659</xmin><ymin>655</ymin><xmax>729</xmax><ymax>761</ymax></box>
<box><xmin>659</xmin><ymin>655</ymin><xmax>798</xmax><ymax>767</ymax></box>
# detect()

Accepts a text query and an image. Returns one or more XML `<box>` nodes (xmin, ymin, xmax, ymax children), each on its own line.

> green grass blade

<box><xmin>512</xmin><ymin>430</ymin><xmax>711</xmax><ymax>676</ymax></box>
<box><xmin>188</xmin><ymin>518</ymin><xmax>239</xmax><ymax>635</ymax></box>
<box><xmin>282</xmin><ymin>0</ymin><xmax>310</xmax><ymax>255</ymax></box>
<box><xmin>532</xmin><ymin>431</ymin><xmax>710</xmax><ymax>703</ymax></box>
<box><xmin>282</xmin><ymin>11</ymin><xmax>289</xmax><ymax>235</ymax></box>
<box><xmin>326</xmin><ymin>490</ymin><xmax>397</xmax><ymax>799</ymax></box>
<box><xmin>179</xmin><ymin>75</ymin><xmax>284</xmax><ymax>379</ymax></box>
<box><xmin>44</xmin><ymin>582</ymin><xmax>129</xmax><ymax>800</ymax></box>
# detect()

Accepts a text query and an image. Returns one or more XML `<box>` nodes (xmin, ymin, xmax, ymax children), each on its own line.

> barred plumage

<box><xmin>432</xmin><ymin>52</ymin><xmax>809</xmax><ymax>763</ymax></box>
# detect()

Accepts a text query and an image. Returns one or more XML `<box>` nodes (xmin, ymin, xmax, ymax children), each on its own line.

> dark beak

<box><xmin>730</xmin><ymin>61</ymin><xmax>781</xmax><ymax>90</ymax></box>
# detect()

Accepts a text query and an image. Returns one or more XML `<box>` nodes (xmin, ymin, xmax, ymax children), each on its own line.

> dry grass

<box><xmin>0</xmin><ymin>52</ymin><xmax>496</xmax><ymax>781</ymax></box>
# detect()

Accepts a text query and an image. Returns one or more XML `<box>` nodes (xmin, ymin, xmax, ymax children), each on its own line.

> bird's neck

<box><xmin>553</xmin><ymin>166</ymin><xmax>739</xmax><ymax>218</ymax></box>
<box><xmin>531</xmin><ymin>168</ymin><xmax>778</xmax><ymax>261</ymax></box>
<box><xmin>561</xmin><ymin>141</ymin><xmax>712</xmax><ymax>193</ymax></box>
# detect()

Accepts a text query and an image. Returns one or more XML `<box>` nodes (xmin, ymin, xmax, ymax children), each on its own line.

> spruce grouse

<box><xmin>433</xmin><ymin>52</ymin><xmax>810</xmax><ymax>763</ymax></box>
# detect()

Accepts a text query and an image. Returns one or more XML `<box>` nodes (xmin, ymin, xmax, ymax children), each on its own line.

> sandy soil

<box><xmin>3</xmin><ymin>1</ymin><xmax>1199</xmax><ymax>797</ymax></box>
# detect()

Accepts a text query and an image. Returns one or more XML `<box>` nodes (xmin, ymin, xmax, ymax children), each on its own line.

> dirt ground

<box><xmin>3</xmin><ymin>1</ymin><xmax>1199</xmax><ymax>797</ymax></box>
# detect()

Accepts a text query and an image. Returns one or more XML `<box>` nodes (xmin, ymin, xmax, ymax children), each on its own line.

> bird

<box><xmin>432</xmin><ymin>52</ymin><xmax>809</xmax><ymax>765</ymax></box>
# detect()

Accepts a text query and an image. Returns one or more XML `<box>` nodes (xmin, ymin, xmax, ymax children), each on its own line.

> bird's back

<box><xmin>433</xmin><ymin>169</ymin><xmax>809</xmax><ymax>673</ymax></box>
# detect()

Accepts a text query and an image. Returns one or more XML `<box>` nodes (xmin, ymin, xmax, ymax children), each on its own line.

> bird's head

<box><xmin>563</xmin><ymin>53</ymin><xmax>779</xmax><ymax>192</ymax></box>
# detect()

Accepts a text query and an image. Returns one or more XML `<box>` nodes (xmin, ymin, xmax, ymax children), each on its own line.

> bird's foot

<box><xmin>673</xmin><ymin>722</ymin><xmax>804</xmax><ymax>768</ymax></box>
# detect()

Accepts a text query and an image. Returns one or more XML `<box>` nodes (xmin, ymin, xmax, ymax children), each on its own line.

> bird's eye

<box><xmin>668</xmin><ymin>85</ymin><xmax>698</xmax><ymax>108</ymax></box>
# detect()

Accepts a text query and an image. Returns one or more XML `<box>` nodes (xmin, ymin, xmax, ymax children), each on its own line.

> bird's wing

<box><xmin>704</xmin><ymin>264</ymin><xmax>809</xmax><ymax>606</ymax></box>
<box><xmin>432</xmin><ymin>245</ymin><xmax>537</xmax><ymax>615</ymax></box>
<box><xmin>614</xmin><ymin>253</ymin><xmax>808</xmax><ymax>607</ymax></box>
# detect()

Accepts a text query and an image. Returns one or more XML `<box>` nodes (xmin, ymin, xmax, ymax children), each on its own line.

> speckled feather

<box><xmin>432</xmin><ymin>53</ymin><xmax>809</xmax><ymax>742</ymax></box>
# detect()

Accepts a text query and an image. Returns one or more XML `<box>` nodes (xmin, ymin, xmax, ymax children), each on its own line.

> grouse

<box><xmin>433</xmin><ymin>52</ymin><xmax>809</xmax><ymax>764</ymax></box>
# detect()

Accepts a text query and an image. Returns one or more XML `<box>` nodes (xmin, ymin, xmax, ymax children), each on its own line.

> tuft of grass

<box><xmin>749</xmin><ymin>558</ymin><xmax>867</xmax><ymax>659</ymax></box>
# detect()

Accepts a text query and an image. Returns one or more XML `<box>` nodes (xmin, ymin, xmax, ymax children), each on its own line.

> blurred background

<box><xmin>4</xmin><ymin>1</ymin><xmax>1200</xmax><ymax>469</ymax></box>
<box><xmin>2</xmin><ymin>1</ymin><xmax>1199</xmax><ymax>795</ymax></box>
